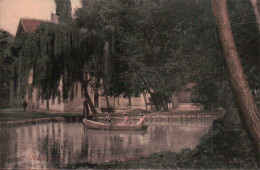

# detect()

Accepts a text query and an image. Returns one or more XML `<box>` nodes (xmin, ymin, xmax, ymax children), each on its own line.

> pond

<box><xmin>0</xmin><ymin>119</ymin><xmax>213</xmax><ymax>169</ymax></box>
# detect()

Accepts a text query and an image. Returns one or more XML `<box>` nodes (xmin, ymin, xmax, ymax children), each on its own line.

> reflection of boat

<box><xmin>84</xmin><ymin>128</ymin><xmax>149</xmax><ymax>135</ymax></box>
<box><xmin>83</xmin><ymin>119</ymin><xmax>148</xmax><ymax>131</ymax></box>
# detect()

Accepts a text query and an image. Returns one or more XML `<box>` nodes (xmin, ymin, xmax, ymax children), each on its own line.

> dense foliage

<box><xmin>54</xmin><ymin>0</ymin><xmax>72</xmax><ymax>23</ymax></box>
<box><xmin>75</xmin><ymin>0</ymin><xmax>259</xmax><ymax>111</ymax></box>
<box><xmin>0</xmin><ymin>30</ymin><xmax>14</xmax><ymax>108</ymax></box>
<box><xmin>11</xmin><ymin>0</ymin><xmax>259</xmax><ymax>112</ymax></box>
<box><xmin>12</xmin><ymin>23</ymin><xmax>102</xmax><ymax>101</ymax></box>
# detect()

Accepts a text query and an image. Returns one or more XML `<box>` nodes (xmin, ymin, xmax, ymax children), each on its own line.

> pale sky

<box><xmin>0</xmin><ymin>0</ymin><xmax>81</xmax><ymax>35</ymax></box>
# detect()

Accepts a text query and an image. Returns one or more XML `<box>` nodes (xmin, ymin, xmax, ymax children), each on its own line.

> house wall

<box><xmin>130</xmin><ymin>94</ymin><xmax>150</xmax><ymax>110</ymax></box>
<box><xmin>25</xmin><ymin>69</ymin><xmax>195</xmax><ymax>113</ymax></box>
<box><xmin>171</xmin><ymin>94</ymin><xmax>179</xmax><ymax>109</ymax></box>
<box><xmin>99</xmin><ymin>96</ymin><xmax>115</xmax><ymax>109</ymax></box>
<box><xmin>116</xmin><ymin>97</ymin><xmax>129</xmax><ymax>110</ymax></box>
<box><xmin>38</xmin><ymin>98</ymin><xmax>65</xmax><ymax>112</ymax></box>
<box><xmin>26</xmin><ymin>73</ymin><xmax>65</xmax><ymax>112</ymax></box>
<box><xmin>177</xmin><ymin>89</ymin><xmax>192</xmax><ymax>103</ymax></box>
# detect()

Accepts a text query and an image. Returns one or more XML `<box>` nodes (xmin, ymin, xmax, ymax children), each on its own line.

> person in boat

<box><xmin>118</xmin><ymin>112</ymin><xmax>130</xmax><ymax>126</ymax></box>
<box><xmin>137</xmin><ymin>113</ymin><xmax>146</xmax><ymax>125</ymax></box>
<box><xmin>105</xmin><ymin>113</ymin><xmax>113</xmax><ymax>124</ymax></box>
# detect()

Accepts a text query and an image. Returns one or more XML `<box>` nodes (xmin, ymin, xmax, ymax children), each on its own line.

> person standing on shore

<box><xmin>23</xmin><ymin>100</ymin><xmax>28</xmax><ymax>112</ymax></box>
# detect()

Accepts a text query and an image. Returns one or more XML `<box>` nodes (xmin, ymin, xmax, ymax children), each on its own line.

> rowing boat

<box><xmin>83</xmin><ymin>119</ymin><xmax>148</xmax><ymax>131</ymax></box>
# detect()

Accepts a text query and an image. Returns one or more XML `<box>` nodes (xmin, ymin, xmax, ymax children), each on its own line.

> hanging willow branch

<box><xmin>16</xmin><ymin>23</ymin><xmax>107</xmax><ymax>101</ymax></box>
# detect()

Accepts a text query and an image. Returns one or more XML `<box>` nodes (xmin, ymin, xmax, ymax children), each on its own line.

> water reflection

<box><xmin>0</xmin><ymin>120</ymin><xmax>212</xmax><ymax>169</ymax></box>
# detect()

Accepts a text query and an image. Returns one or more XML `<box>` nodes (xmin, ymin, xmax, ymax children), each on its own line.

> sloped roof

<box><xmin>20</xmin><ymin>18</ymin><xmax>50</xmax><ymax>33</ymax></box>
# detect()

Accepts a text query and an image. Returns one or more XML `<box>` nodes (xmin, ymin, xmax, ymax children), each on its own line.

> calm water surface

<box><xmin>0</xmin><ymin>120</ymin><xmax>213</xmax><ymax>169</ymax></box>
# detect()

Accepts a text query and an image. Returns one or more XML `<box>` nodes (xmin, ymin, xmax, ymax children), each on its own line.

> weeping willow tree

<box><xmin>15</xmin><ymin>22</ymin><xmax>108</xmax><ymax>114</ymax></box>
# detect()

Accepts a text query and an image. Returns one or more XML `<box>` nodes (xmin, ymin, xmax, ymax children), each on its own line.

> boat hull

<box><xmin>83</xmin><ymin>119</ymin><xmax>148</xmax><ymax>131</ymax></box>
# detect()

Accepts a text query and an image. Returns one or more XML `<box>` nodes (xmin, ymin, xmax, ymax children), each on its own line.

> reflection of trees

<box><xmin>144</xmin><ymin>122</ymin><xmax>211</xmax><ymax>153</ymax></box>
<box><xmin>79</xmin><ymin>132</ymin><xmax>88</xmax><ymax>161</ymax></box>
<box><xmin>150</xmin><ymin>125</ymin><xmax>168</xmax><ymax>140</ymax></box>
<box><xmin>0</xmin><ymin>128</ymin><xmax>11</xmax><ymax>168</ymax></box>
<box><xmin>110</xmin><ymin>135</ymin><xmax>124</xmax><ymax>155</ymax></box>
<box><xmin>0</xmin><ymin>121</ymin><xmax>212</xmax><ymax>168</ymax></box>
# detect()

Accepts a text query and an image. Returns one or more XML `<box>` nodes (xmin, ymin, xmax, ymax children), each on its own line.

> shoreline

<box><xmin>0</xmin><ymin>117</ymin><xmax>66</xmax><ymax>127</ymax></box>
<box><xmin>0</xmin><ymin>108</ymin><xmax>219</xmax><ymax>127</ymax></box>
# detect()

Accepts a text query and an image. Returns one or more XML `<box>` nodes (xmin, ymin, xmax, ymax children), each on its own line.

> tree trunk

<box><xmin>250</xmin><ymin>0</ymin><xmax>260</xmax><ymax>33</ymax></box>
<box><xmin>212</xmin><ymin>0</ymin><xmax>260</xmax><ymax>149</ymax></box>
<box><xmin>83</xmin><ymin>82</ymin><xmax>97</xmax><ymax>115</ymax></box>
<box><xmin>150</xmin><ymin>93</ymin><xmax>160</xmax><ymax>111</ymax></box>
<box><xmin>143</xmin><ymin>92</ymin><xmax>148</xmax><ymax>110</ymax></box>
<box><xmin>46</xmin><ymin>99</ymin><xmax>49</xmax><ymax>110</ymax></box>
<box><xmin>138</xmin><ymin>74</ymin><xmax>160</xmax><ymax>111</ymax></box>
<box><xmin>128</xmin><ymin>96</ymin><xmax>132</xmax><ymax>109</ymax></box>
<box><xmin>163</xmin><ymin>93</ymin><xmax>169</xmax><ymax>112</ymax></box>
<box><xmin>105</xmin><ymin>96</ymin><xmax>110</xmax><ymax>108</ymax></box>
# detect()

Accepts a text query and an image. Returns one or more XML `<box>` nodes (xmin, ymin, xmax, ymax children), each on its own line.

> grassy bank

<box><xmin>66</xmin><ymin>118</ymin><xmax>260</xmax><ymax>169</ymax></box>
<box><xmin>0</xmin><ymin>108</ymin><xmax>217</xmax><ymax>121</ymax></box>
<box><xmin>0</xmin><ymin>109</ymin><xmax>82</xmax><ymax>121</ymax></box>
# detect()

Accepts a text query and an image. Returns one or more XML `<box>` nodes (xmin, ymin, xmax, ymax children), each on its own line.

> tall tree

<box><xmin>54</xmin><ymin>0</ymin><xmax>72</xmax><ymax>23</ymax></box>
<box><xmin>250</xmin><ymin>0</ymin><xmax>260</xmax><ymax>33</ymax></box>
<box><xmin>13</xmin><ymin>23</ymin><xmax>100</xmax><ymax>114</ymax></box>
<box><xmin>212</xmin><ymin>0</ymin><xmax>260</xmax><ymax>149</ymax></box>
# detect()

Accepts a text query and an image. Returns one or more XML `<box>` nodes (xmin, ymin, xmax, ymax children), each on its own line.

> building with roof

<box><xmin>16</xmin><ymin>19</ymin><xmax>49</xmax><ymax>37</ymax></box>
<box><xmin>15</xmin><ymin>13</ymin><xmax>59</xmax><ymax>38</ymax></box>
